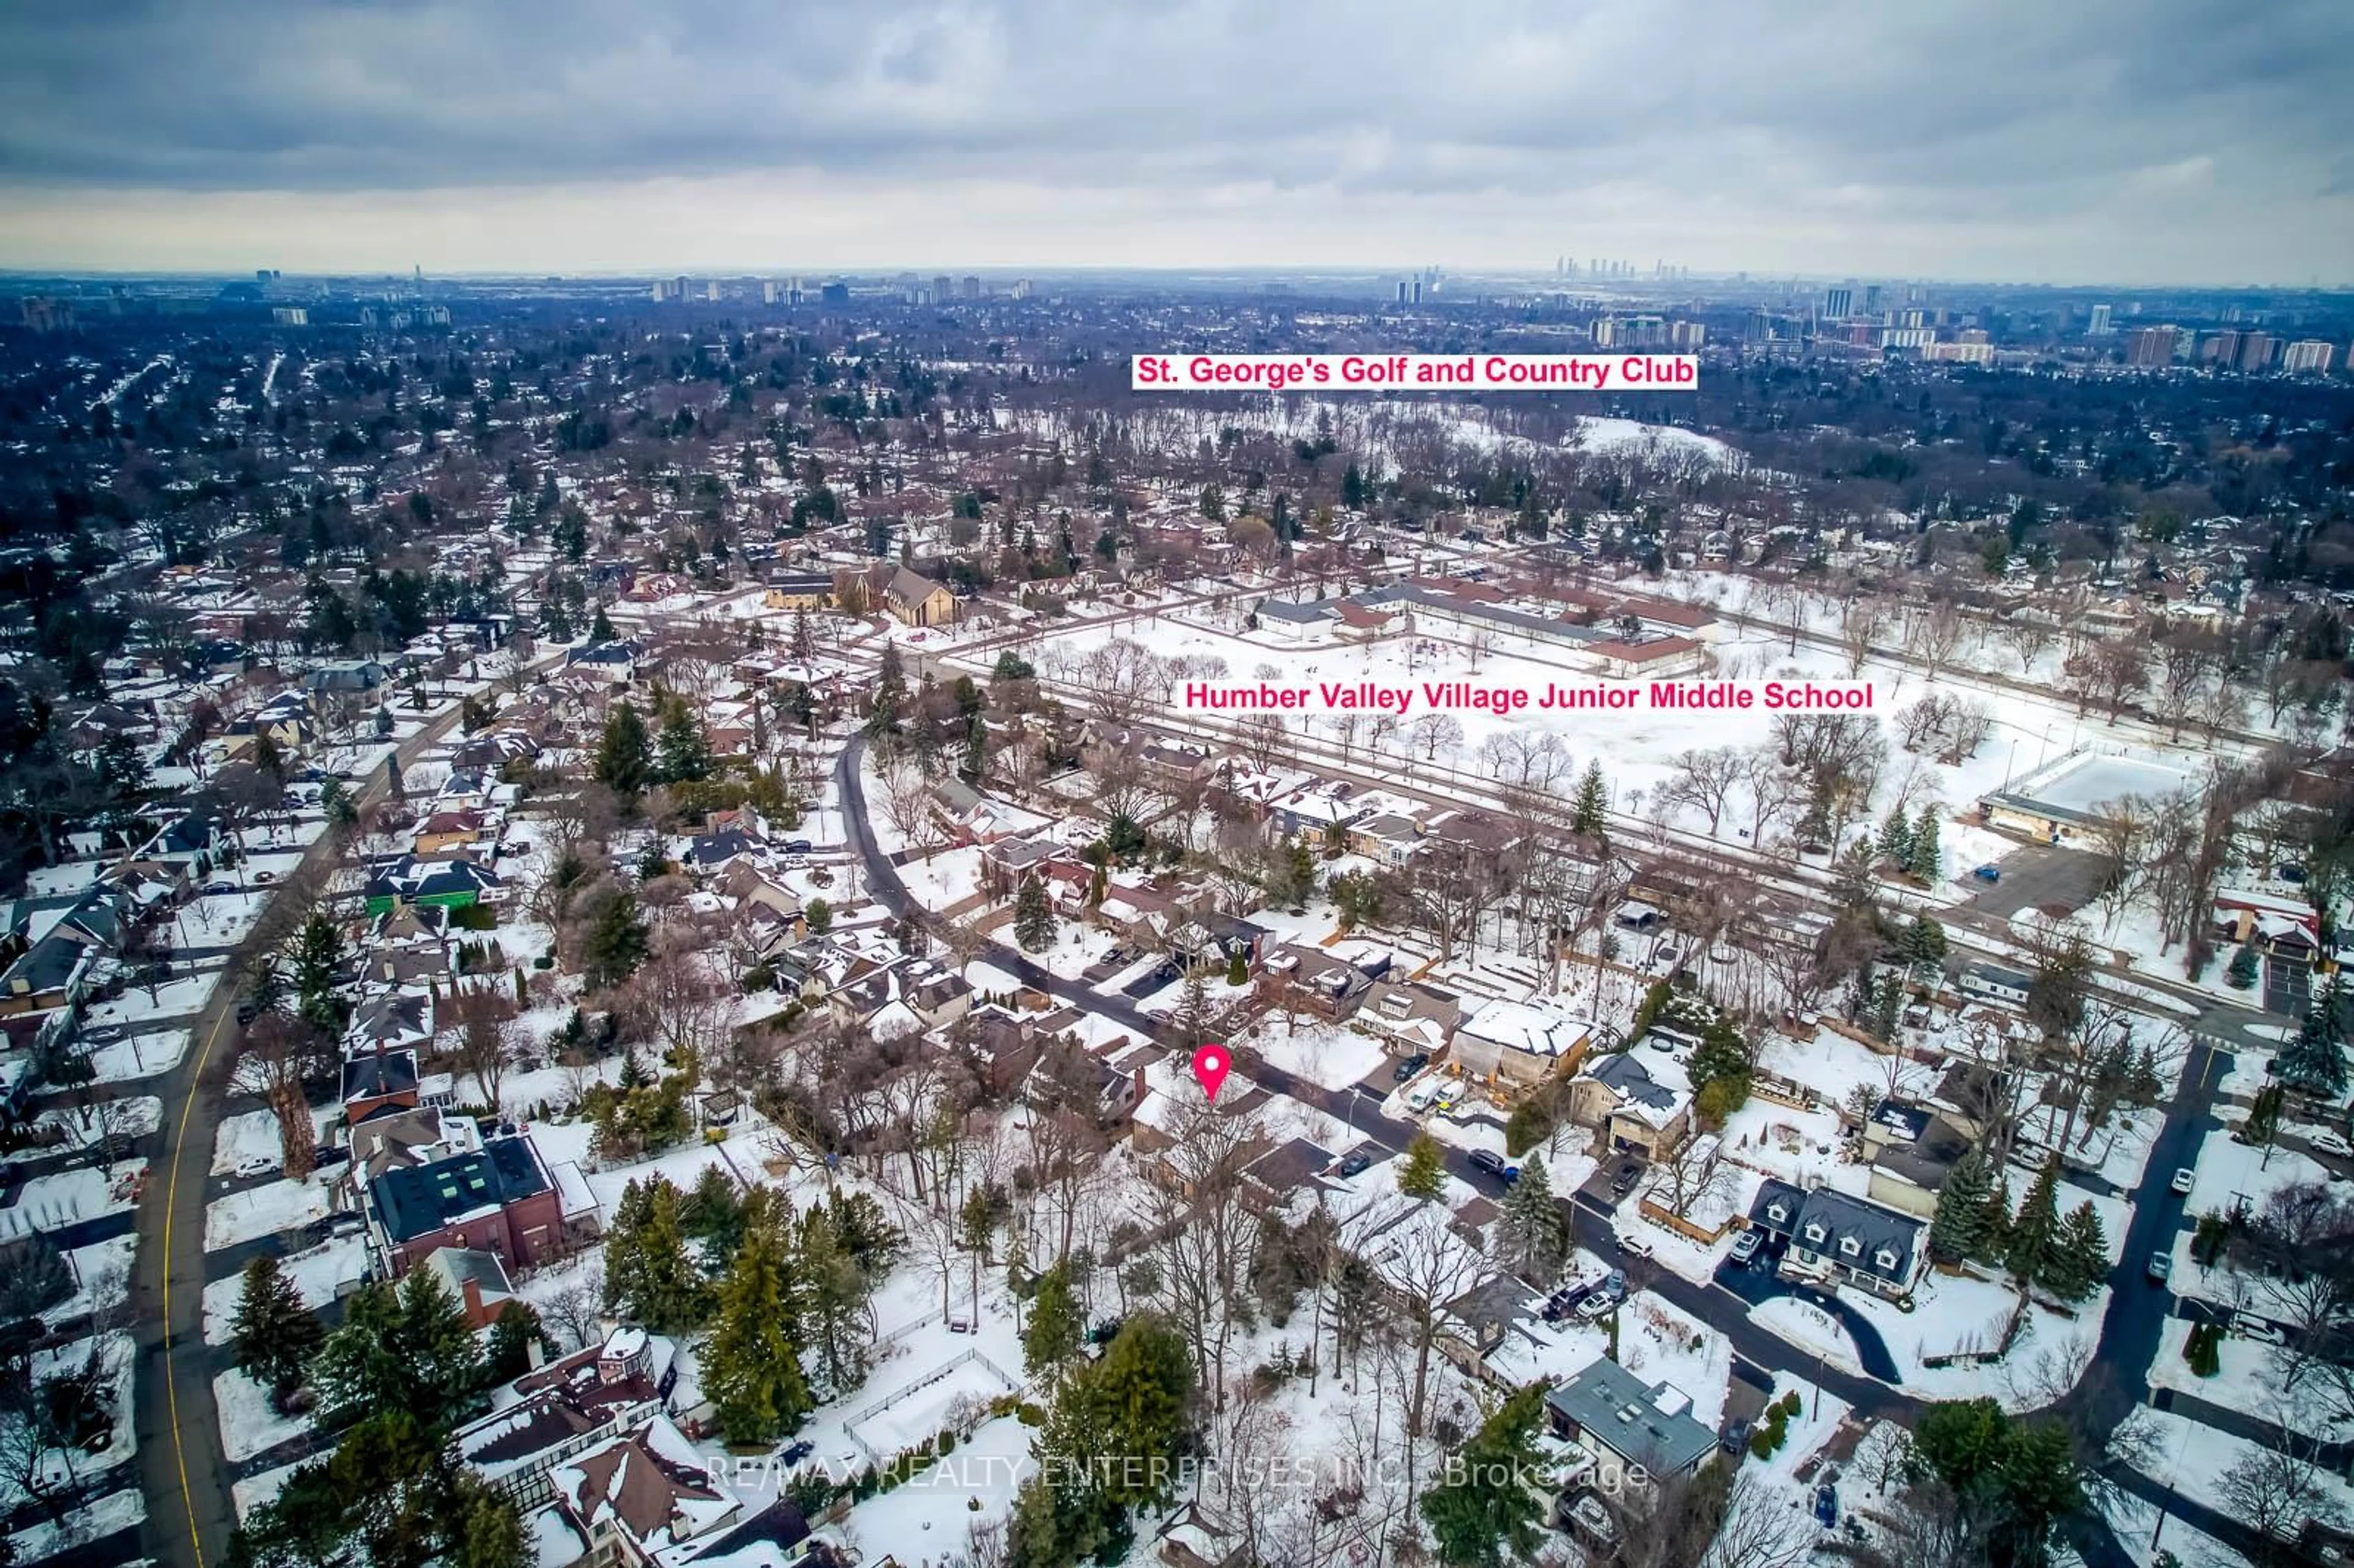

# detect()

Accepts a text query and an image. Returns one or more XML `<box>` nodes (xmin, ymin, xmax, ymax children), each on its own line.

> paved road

<box><xmin>132</xmin><ymin>701</ymin><xmax>479</xmax><ymax>1568</ymax></box>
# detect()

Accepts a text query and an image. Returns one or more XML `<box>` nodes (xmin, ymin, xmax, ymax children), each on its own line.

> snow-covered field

<box><xmin>215</xmin><ymin>1368</ymin><xmax>311</xmax><ymax>1464</ymax></box>
<box><xmin>202</xmin><ymin>1236</ymin><xmax>368</xmax><ymax>1345</ymax></box>
<box><xmin>203</xmin><ymin>1175</ymin><xmax>331</xmax><ymax>1251</ymax></box>
<box><xmin>1244</xmin><ymin>1018</ymin><xmax>1392</xmax><ymax>1091</ymax></box>
<box><xmin>0</xmin><ymin>1161</ymin><xmax>147</xmax><ymax>1239</ymax></box>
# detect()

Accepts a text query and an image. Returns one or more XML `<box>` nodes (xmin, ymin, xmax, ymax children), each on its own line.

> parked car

<box><xmin>778</xmin><ymin>1439</ymin><xmax>815</xmax><ymax>1467</ymax></box>
<box><xmin>2231</xmin><ymin>1312</ymin><xmax>2287</xmax><ymax>1345</ymax></box>
<box><xmin>2147</xmin><ymin>1250</ymin><xmax>2173</xmax><ymax>1284</ymax></box>
<box><xmin>1468</xmin><ymin>1149</ymin><xmax>1518</xmax><ymax>1182</ymax></box>
<box><xmin>2313</xmin><ymin>1130</ymin><xmax>2353</xmax><ymax>1159</ymax></box>
<box><xmin>1392</xmin><ymin>1052</ymin><xmax>1430</xmax><ymax>1083</ymax></box>
<box><xmin>1971</xmin><ymin>864</ymin><xmax>2002</xmax><ymax>883</ymax></box>
<box><xmin>1335</xmin><ymin>1150</ymin><xmax>1374</xmax><ymax>1179</ymax></box>
<box><xmin>1729</xmin><ymin>1230</ymin><xmax>1763</xmax><ymax>1265</ymax></box>
<box><xmin>232</xmin><ymin>1155</ymin><xmax>280</xmax><ymax>1181</ymax></box>
<box><xmin>1617</xmin><ymin>1232</ymin><xmax>1655</xmax><ymax>1260</ymax></box>
<box><xmin>2279</xmin><ymin>862</ymin><xmax>2309</xmax><ymax>884</ymax></box>
<box><xmin>782</xmin><ymin>839</ymin><xmax>813</xmax><ymax>854</ymax></box>
<box><xmin>1719</xmin><ymin>1418</ymin><xmax>1753</xmax><ymax>1455</ymax></box>
<box><xmin>2171</xmin><ymin>1167</ymin><xmax>2197</xmax><ymax>1196</ymax></box>
<box><xmin>1575</xmin><ymin>1292</ymin><xmax>1620</xmax><ymax>1322</ymax></box>
<box><xmin>1610</xmin><ymin>1160</ymin><xmax>1645</xmax><ymax>1198</ymax></box>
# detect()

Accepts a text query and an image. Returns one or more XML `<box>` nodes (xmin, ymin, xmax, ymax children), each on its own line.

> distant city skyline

<box><xmin>2</xmin><ymin>0</ymin><xmax>2350</xmax><ymax>285</ymax></box>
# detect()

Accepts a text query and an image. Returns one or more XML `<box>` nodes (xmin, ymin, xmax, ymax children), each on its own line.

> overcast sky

<box><xmin>3</xmin><ymin>0</ymin><xmax>2350</xmax><ymax>284</ymax></box>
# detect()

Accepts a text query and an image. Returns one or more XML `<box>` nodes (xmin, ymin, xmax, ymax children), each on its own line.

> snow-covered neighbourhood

<box><xmin>4</xmin><ymin>254</ymin><xmax>2354</xmax><ymax>1568</ymax></box>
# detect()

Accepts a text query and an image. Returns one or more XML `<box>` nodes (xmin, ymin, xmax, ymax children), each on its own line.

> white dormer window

<box><xmin>1839</xmin><ymin>1237</ymin><xmax>1861</xmax><ymax>1258</ymax></box>
<box><xmin>1876</xmin><ymin>1248</ymin><xmax>1899</xmax><ymax>1271</ymax></box>
<box><xmin>1803</xmin><ymin>1223</ymin><xmax>1827</xmax><ymax>1246</ymax></box>
<box><xmin>1767</xmin><ymin>1203</ymin><xmax>1789</xmax><ymax>1225</ymax></box>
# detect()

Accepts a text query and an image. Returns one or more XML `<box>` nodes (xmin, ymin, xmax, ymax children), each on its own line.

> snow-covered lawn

<box><xmin>82</xmin><ymin>970</ymin><xmax>219</xmax><ymax>1024</ymax></box>
<box><xmin>830</xmin><ymin>1414</ymin><xmax>1031</xmax><ymax>1568</ymax></box>
<box><xmin>2</xmin><ymin>1334</ymin><xmax>139</xmax><ymax>1497</ymax></box>
<box><xmin>41</xmin><ymin>1236</ymin><xmax>139</xmax><ymax>1332</ymax></box>
<box><xmin>215</xmin><ymin>1368</ymin><xmax>313</xmax><ymax>1464</ymax></box>
<box><xmin>2133</xmin><ymin>1407</ymin><xmax>2354</xmax><ymax>1536</ymax></box>
<box><xmin>1748</xmin><ymin>1295</ymin><xmax>1861</xmax><ymax>1372</ymax></box>
<box><xmin>88</xmin><ymin>1026</ymin><xmax>194</xmax><ymax>1083</ymax></box>
<box><xmin>1244</xmin><ymin>1019</ymin><xmax>1392</xmax><ymax>1092</ymax></box>
<box><xmin>203</xmin><ymin>1175</ymin><xmax>331</xmax><ymax>1251</ymax></box>
<box><xmin>232</xmin><ymin>1456</ymin><xmax>309</xmax><ymax>1522</ymax></box>
<box><xmin>894</xmin><ymin>846</ymin><xmax>989</xmax><ymax>911</ymax></box>
<box><xmin>2148</xmin><ymin>1317</ymin><xmax>2354</xmax><ymax>1438</ymax></box>
<box><xmin>33</xmin><ymin>1095</ymin><xmax>161</xmax><ymax>1152</ymax></box>
<box><xmin>0</xmin><ymin>1160</ymin><xmax>147</xmax><ymax>1238</ymax></box>
<box><xmin>202</xmin><ymin>1236</ymin><xmax>368</xmax><ymax>1345</ymax></box>
<box><xmin>2184</xmin><ymin>1126</ymin><xmax>2332</xmax><ymax>1220</ymax></box>
<box><xmin>1614</xmin><ymin>1292</ymin><xmax>1734</xmax><ymax>1431</ymax></box>
<box><xmin>4</xmin><ymin>1485</ymin><xmax>145</xmax><ymax>1566</ymax></box>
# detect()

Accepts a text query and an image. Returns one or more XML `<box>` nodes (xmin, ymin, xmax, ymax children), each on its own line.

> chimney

<box><xmin>461</xmin><ymin>1276</ymin><xmax>484</xmax><ymax>1325</ymax></box>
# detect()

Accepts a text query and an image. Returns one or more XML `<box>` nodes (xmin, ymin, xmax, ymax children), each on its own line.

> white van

<box><xmin>1404</xmin><ymin>1078</ymin><xmax>1442</xmax><ymax>1113</ymax></box>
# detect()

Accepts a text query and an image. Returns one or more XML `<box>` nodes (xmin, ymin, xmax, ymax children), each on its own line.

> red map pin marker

<box><xmin>1190</xmin><ymin>1044</ymin><xmax>1231</xmax><ymax>1103</ymax></box>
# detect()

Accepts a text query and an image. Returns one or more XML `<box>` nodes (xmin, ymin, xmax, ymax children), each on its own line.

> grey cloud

<box><xmin>1</xmin><ymin>0</ymin><xmax>2350</xmax><ymax>278</ymax></box>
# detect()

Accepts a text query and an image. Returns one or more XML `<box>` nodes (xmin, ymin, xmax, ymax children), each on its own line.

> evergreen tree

<box><xmin>1419</xmin><ymin>1382</ymin><xmax>1549</xmax><ymax>1568</ymax></box>
<box><xmin>1978</xmin><ymin>1171</ymin><xmax>2014</xmax><ymax>1266</ymax></box>
<box><xmin>1498</xmin><ymin>1155</ymin><xmax>1567</xmax><ymax>1281</ymax></box>
<box><xmin>588</xmin><ymin>604</ymin><xmax>615</xmax><ymax>642</ymax></box>
<box><xmin>1569</xmin><ymin>761</ymin><xmax>1610</xmax><ymax>839</ymax></box>
<box><xmin>1875</xmin><ymin>808</ymin><xmax>1915</xmax><ymax>869</ymax></box>
<box><xmin>1902</xmin><ymin>914</ymin><xmax>1949</xmax><ymax>967</ymax></box>
<box><xmin>1024</xmin><ymin>1262</ymin><xmax>1084</xmax><ymax>1377</ymax></box>
<box><xmin>584</xmin><ymin>890</ymin><xmax>650</xmax><ymax>989</ymax></box>
<box><xmin>2277</xmin><ymin>991</ymin><xmax>2349</xmax><ymax>1097</ymax></box>
<box><xmin>2043</xmin><ymin>1202</ymin><xmax>2108</xmax><ymax>1301</ymax></box>
<box><xmin>1928</xmin><ymin>1145</ymin><xmax>1994</xmax><ymax>1265</ymax></box>
<box><xmin>2185</xmin><ymin>1321</ymin><xmax>2222</xmax><ymax>1377</ymax></box>
<box><xmin>961</xmin><ymin>715</ymin><xmax>988</xmax><ymax>783</ymax></box>
<box><xmin>1871</xmin><ymin>970</ymin><xmax>1904</xmax><ymax>1041</ymax></box>
<box><xmin>593</xmin><ymin>701</ymin><xmax>653</xmax><ymax>795</ymax></box>
<box><xmin>603</xmin><ymin>1176</ymin><xmax>712</xmax><ymax>1333</ymax></box>
<box><xmin>2005</xmin><ymin>1156</ymin><xmax>2063</xmax><ymax>1285</ymax></box>
<box><xmin>795</xmin><ymin>1203</ymin><xmax>881</xmax><ymax>1390</ymax></box>
<box><xmin>2225</xmin><ymin>942</ymin><xmax>2260</xmax><ymax>989</ymax></box>
<box><xmin>1225</xmin><ymin>948</ymin><xmax>1249</xmax><ymax>987</ymax></box>
<box><xmin>1341</xmin><ymin>462</ymin><xmax>1366</xmax><ymax>509</ymax></box>
<box><xmin>1908</xmin><ymin>805</ymin><xmax>1943</xmax><ymax>881</ymax></box>
<box><xmin>867</xmin><ymin>644</ymin><xmax>908</xmax><ymax>745</ymax></box>
<box><xmin>450</xmin><ymin>1474</ymin><xmax>530</xmax><ymax>1568</ymax></box>
<box><xmin>790</xmin><ymin>605</ymin><xmax>816</xmax><ymax>664</ymax></box>
<box><xmin>1399</xmin><ymin>1133</ymin><xmax>1446</xmax><ymax>1198</ymax></box>
<box><xmin>311</xmin><ymin>1269</ymin><xmax>484</xmax><ymax>1432</ymax></box>
<box><xmin>1013</xmin><ymin>873</ymin><xmax>1054</xmax><ymax>951</ymax></box>
<box><xmin>703</xmin><ymin>1190</ymin><xmax>812</xmax><ymax>1444</ymax></box>
<box><xmin>231</xmin><ymin>1254</ymin><xmax>324</xmax><ymax>1402</ymax></box>
<box><xmin>291</xmin><ymin>911</ymin><xmax>348</xmax><ymax>1035</ymax></box>
<box><xmin>482</xmin><ymin>1302</ymin><xmax>550</xmax><ymax>1387</ymax></box>
<box><xmin>653</xmin><ymin>699</ymin><xmax>712</xmax><ymax>783</ymax></box>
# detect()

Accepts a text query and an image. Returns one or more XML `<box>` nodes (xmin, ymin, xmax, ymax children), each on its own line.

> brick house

<box><xmin>367</xmin><ymin>1133</ymin><xmax>569</xmax><ymax>1276</ymax></box>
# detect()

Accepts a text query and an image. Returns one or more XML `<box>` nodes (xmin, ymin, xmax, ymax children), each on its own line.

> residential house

<box><xmin>364</xmin><ymin>856</ymin><xmax>503</xmax><ymax>916</ymax></box>
<box><xmin>1858</xmin><ymin>1100</ymin><xmax>1970</xmax><ymax>1220</ymax></box>
<box><xmin>343</xmin><ymin>1050</ymin><xmax>425</xmax><ymax>1122</ymax></box>
<box><xmin>1746</xmin><ymin>1178</ymin><xmax>1924</xmax><ymax>1298</ymax></box>
<box><xmin>365</xmin><ymin>1133</ymin><xmax>574</xmax><ymax>1276</ymax></box>
<box><xmin>457</xmin><ymin>1326</ymin><xmax>676</xmax><ymax>1510</ymax></box>
<box><xmin>1543</xmin><ymin>1355</ymin><xmax>1716</xmax><ymax>1480</ymax></box>
<box><xmin>1452</xmin><ymin>999</ymin><xmax>1593</xmax><ymax>1095</ymax></box>
<box><xmin>550</xmin><ymin>1413</ymin><xmax>742</xmax><ymax>1564</ymax></box>
<box><xmin>1257</xmin><ymin>943</ymin><xmax>1391</xmax><ymax>1021</ymax></box>
<box><xmin>1957</xmin><ymin>962</ymin><xmax>2032</xmax><ymax>1007</ymax></box>
<box><xmin>421</xmin><ymin>1245</ymin><xmax>517</xmax><ymax>1328</ymax></box>
<box><xmin>1566</xmin><ymin>1047</ymin><xmax>1694</xmax><ymax>1158</ymax></box>
<box><xmin>1356</xmin><ymin>980</ymin><xmax>1463</xmax><ymax>1058</ymax></box>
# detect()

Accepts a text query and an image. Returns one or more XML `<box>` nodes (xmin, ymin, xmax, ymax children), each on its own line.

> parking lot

<box><xmin>1963</xmin><ymin>843</ymin><xmax>2106</xmax><ymax>919</ymax></box>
